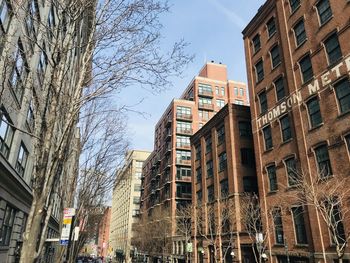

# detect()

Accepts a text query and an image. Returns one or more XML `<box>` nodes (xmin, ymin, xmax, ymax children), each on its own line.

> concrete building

<box><xmin>0</xmin><ymin>1</ymin><xmax>86</xmax><ymax>262</ymax></box>
<box><xmin>140</xmin><ymin>63</ymin><xmax>249</xmax><ymax>262</ymax></box>
<box><xmin>243</xmin><ymin>0</ymin><xmax>350</xmax><ymax>262</ymax></box>
<box><xmin>97</xmin><ymin>207</ymin><xmax>111</xmax><ymax>259</ymax></box>
<box><xmin>191</xmin><ymin>103</ymin><xmax>257</xmax><ymax>263</ymax></box>
<box><xmin>109</xmin><ymin>150</ymin><xmax>151</xmax><ymax>263</ymax></box>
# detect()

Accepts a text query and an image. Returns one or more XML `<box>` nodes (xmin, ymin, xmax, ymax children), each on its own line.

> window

<box><xmin>133</xmin><ymin>197</ymin><xmax>140</xmax><ymax>204</ymax></box>
<box><xmin>306</xmin><ymin>97</ymin><xmax>323</xmax><ymax>129</ymax></box>
<box><xmin>259</xmin><ymin>91</ymin><xmax>267</xmax><ymax>114</ymax></box>
<box><xmin>270</xmin><ymin>45</ymin><xmax>281</xmax><ymax>68</ymax></box>
<box><xmin>273</xmin><ymin>208</ymin><xmax>284</xmax><ymax>244</ymax></box>
<box><xmin>0</xmin><ymin>0</ymin><xmax>12</xmax><ymax>32</ymax></box>
<box><xmin>280</xmin><ymin>115</ymin><xmax>292</xmax><ymax>142</ymax></box>
<box><xmin>176</xmin><ymin>167</ymin><xmax>191</xmax><ymax>179</ymax></box>
<box><xmin>135</xmin><ymin>161</ymin><xmax>143</xmax><ymax>168</ymax></box>
<box><xmin>294</xmin><ymin>19</ymin><xmax>306</xmax><ymax>46</ymax></box>
<box><xmin>26</xmin><ymin>100</ymin><xmax>34</xmax><ymax>130</ymax></box>
<box><xmin>195</xmin><ymin>145</ymin><xmax>201</xmax><ymax>160</ymax></box>
<box><xmin>267</xmin><ymin>17</ymin><xmax>276</xmax><ymax>37</ymax></box>
<box><xmin>134</xmin><ymin>184</ymin><xmax>141</xmax><ymax>191</ymax></box>
<box><xmin>335</xmin><ymin>78</ymin><xmax>350</xmax><ymax>114</ymax></box>
<box><xmin>9</xmin><ymin>41</ymin><xmax>28</xmax><ymax>103</ymax></box>
<box><xmin>207</xmin><ymin>185</ymin><xmax>214</xmax><ymax>202</ymax></box>
<box><xmin>315</xmin><ymin>144</ymin><xmax>332</xmax><ymax>177</ymax></box>
<box><xmin>243</xmin><ymin>177</ymin><xmax>258</xmax><ymax>193</ymax></box>
<box><xmin>289</xmin><ymin>0</ymin><xmax>300</xmax><ymax>12</ymax></box>
<box><xmin>37</xmin><ymin>47</ymin><xmax>47</xmax><ymax>84</ymax></box>
<box><xmin>275</xmin><ymin>76</ymin><xmax>286</xmax><ymax>101</ymax></box>
<box><xmin>177</xmin><ymin>150</ymin><xmax>191</xmax><ymax>162</ymax></box>
<box><xmin>267</xmin><ymin>165</ymin><xmax>277</xmax><ymax>191</ymax></box>
<box><xmin>135</xmin><ymin>172</ymin><xmax>142</xmax><ymax>179</ymax></box>
<box><xmin>299</xmin><ymin>54</ymin><xmax>313</xmax><ymax>83</ymax></box>
<box><xmin>234</xmin><ymin>87</ymin><xmax>238</xmax><ymax>96</ymax></box>
<box><xmin>199</xmin><ymin>110</ymin><xmax>209</xmax><ymax>120</ymax></box>
<box><xmin>217</xmin><ymin>126</ymin><xmax>225</xmax><ymax>145</ymax></box>
<box><xmin>196</xmin><ymin>167</ymin><xmax>202</xmax><ymax>183</ymax></box>
<box><xmin>176</xmin><ymin>121</ymin><xmax>191</xmax><ymax>134</ymax></box>
<box><xmin>216</xmin><ymin>99</ymin><xmax>225</xmax><ymax>108</ymax></box>
<box><xmin>0</xmin><ymin>204</ymin><xmax>16</xmax><ymax>246</ymax></box>
<box><xmin>47</xmin><ymin>6</ymin><xmax>55</xmax><ymax>41</ymax></box>
<box><xmin>196</xmin><ymin>191</ymin><xmax>202</xmax><ymax>204</ymax></box>
<box><xmin>292</xmin><ymin>206</ymin><xmax>308</xmax><ymax>244</ymax></box>
<box><xmin>0</xmin><ymin>109</ymin><xmax>14</xmax><ymax>159</ymax></box>
<box><xmin>238</xmin><ymin>121</ymin><xmax>252</xmax><ymax>137</ymax></box>
<box><xmin>215</xmin><ymin>86</ymin><xmax>219</xmax><ymax>95</ymax></box>
<box><xmin>235</xmin><ymin>99</ymin><xmax>244</xmax><ymax>105</ymax></box>
<box><xmin>255</xmin><ymin>60</ymin><xmax>264</xmax><ymax>82</ymax></box>
<box><xmin>263</xmin><ymin>125</ymin><xmax>273</xmax><ymax>150</ymax></box>
<box><xmin>324</xmin><ymin>33</ymin><xmax>342</xmax><ymax>65</ymax></box>
<box><xmin>26</xmin><ymin>0</ymin><xmax>40</xmax><ymax>48</ymax></box>
<box><xmin>206</xmin><ymin>160</ymin><xmax>213</xmax><ymax>178</ymax></box>
<box><xmin>176</xmin><ymin>182</ymin><xmax>191</xmax><ymax>198</ymax></box>
<box><xmin>132</xmin><ymin>209</ymin><xmax>140</xmax><ymax>217</ymax></box>
<box><xmin>15</xmin><ymin>143</ymin><xmax>28</xmax><ymax>177</ymax></box>
<box><xmin>252</xmin><ymin>34</ymin><xmax>261</xmax><ymax>52</ymax></box>
<box><xmin>199</xmin><ymin>97</ymin><xmax>212</xmax><ymax>106</ymax></box>
<box><xmin>176</xmin><ymin>106</ymin><xmax>191</xmax><ymax>117</ymax></box>
<box><xmin>239</xmin><ymin>87</ymin><xmax>244</xmax><ymax>96</ymax></box>
<box><xmin>218</xmin><ymin>152</ymin><xmax>227</xmax><ymax>172</ymax></box>
<box><xmin>221</xmin><ymin>87</ymin><xmax>225</xmax><ymax>96</ymax></box>
<box><xmin>198</xmin><ymin>83</ymin><xmax>213</xmax><ymax>95</ymax></box>
<box><xmin>176</xmin><ymin>135</ymin><xmax>190</xmax><ymax>148</ymax></box>
<box><xmin>285</xmin><ymin>157</ymin><xmax>299</xmax><ymax>186</ymax></box>
<box><xmin>220</xmin><ymin>179</ymin><xmax>229</xmax><ymax>198</ymax></box>
<box><xmin>206</xmin><ymin>136</ymin><xmax>212</xmax><ymax>153</ymax></box>
<box><xmin>316</xmin><ymin>0</ymin><xmax>332</xmax><ymax>25</ymax></box>
<box><xmin>240</xmin><ymin>148</ymin><xmax>255</xmax><ymax>167</ymax></box>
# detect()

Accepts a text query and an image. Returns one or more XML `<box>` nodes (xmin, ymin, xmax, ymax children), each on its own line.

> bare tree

<box><xmin>289</xmin><ymin>173</ymin><xmax>350</xmax><ymax>263</ymax></box>
<box><xmin>195</xmin><ymin>197</ymin><xmax>236</xmax><ymax>263</ymax></box>
<box><xmin>176</xmin><ymin>205</ymin><xmax>193</xmax><ymax>263</ymax></box>
<box><xmin>240</xmin><ymin>193</ymin><xmax>274</xmax><ymax>263</ymax></box>
<box><xmin>0</xmin><ymin>0</ymin><xmax>193</xmax><ymax>262</ymax></box>
<box><xmin>133</xmin><ymin>209</ymin><xmax>172</xmax><ymax>261</ymax></box>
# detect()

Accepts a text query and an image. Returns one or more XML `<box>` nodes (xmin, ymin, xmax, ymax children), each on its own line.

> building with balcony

<box><xmin>191</xmin><ymin>103</ymin><xmax>257</xmax><ymax>263</ymax></box>
<box><xmin>243</xmin><ymin>0</ymin><xmax>350</xmax><ymax>262</ymax></box>
<box><xmin>139</xmin><ymin>62</ymin><xmax>249</xmax><ymax>262</ymax></box>
<box><xmin>109</xmin><ymin>150</ymin><xmax>151</xmax><ymax>263</ymax></box>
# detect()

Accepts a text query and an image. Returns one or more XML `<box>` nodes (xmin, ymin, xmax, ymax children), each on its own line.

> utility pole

<box><xmin>284</xmin><ymin>238</ymin><xmax>290</xmax><ymax>263</ymax></box>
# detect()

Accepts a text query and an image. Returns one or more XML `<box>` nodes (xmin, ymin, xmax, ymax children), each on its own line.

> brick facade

<box><xmin>243</xmin><ymin>0</ymin><xmax>350</xmax><ymax>262</ymax></box>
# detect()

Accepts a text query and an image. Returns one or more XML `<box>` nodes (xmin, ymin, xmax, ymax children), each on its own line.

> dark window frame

<box><xmin>270</xmin><ymin>44</ymin><xmax>281</xmax><ymax>68</ymax></box>
<box><xmin>324</xmin><ymin>32</ymin><xmax>342</xmax><ymax>65</ymax></box>
<box><xmin>0</xmin><ymin>204</ymin><xmax>17</xmax><ymax>246</ymax></box>
<box><xmin>316</xmin><ymin>0</ymin><xmax>333</xmax><ymax>25</ymax></box>
<box><xmin>314</xmin><ymin>144</ymin><xmax>332</xmax><ymax>178</ymax></box>
<box><xmin>294</xmin><ymin>19</ymin><xmax>307</xmax><ymax>46</ymax></box>
<box><xmin>263</xmin><ymin>125</ymin><xmax>273</xmax><ymax>150</ymax></box>
<box><xmin>292</xmin><ymin>206</ymin><xmax>308</xmax><ymax>244</ymax></box>
<box><xmin>280</xmin><ymin>114</ymin><xmax>292</xmax><ymax>142</ymax></box>
<box><xmin>307</xmin><ymin>96</ymin><xmax>323</xmax><ymax>128</ymax></box>
<box><xmin>334</xmin><ymin>78</ymin><xmax>350</xmax><ymax>114</ymax></box>
<box><xmin>255</xmin><ymin>59</ymin><xmax>264</xmax><ymax>83</ymax></box>
<box><xmin>299</xmin><ymin>54</ymin><xmax>314</xmax><ymax>83</ymax></box>
<box><xmin>267</xmin><ymin>164</ymin><xmax>278</xmax><ymax>191</ymax></box>
<box><xmin>267</xmin><ymin>17</ymin><xmax>276</xmax><ymax>38</ymax></box>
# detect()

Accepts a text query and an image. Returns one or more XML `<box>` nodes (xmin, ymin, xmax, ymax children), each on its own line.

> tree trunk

<box><xmin>19</xmin><ymin>199</ymin><xmax>46</xmax><ymax>263</ymax></box>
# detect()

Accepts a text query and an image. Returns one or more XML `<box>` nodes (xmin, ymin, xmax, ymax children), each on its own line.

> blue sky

<box><xmin>119</xmin><ymin>0</ymin><xmax>265</xmax><ymax>151</ymax></box>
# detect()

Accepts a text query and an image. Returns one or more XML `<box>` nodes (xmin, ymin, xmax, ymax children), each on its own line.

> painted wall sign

<box><xmin>256</xmin><ymin>56</ymin><xmax>350</xmax><ymax>129</ymax></box>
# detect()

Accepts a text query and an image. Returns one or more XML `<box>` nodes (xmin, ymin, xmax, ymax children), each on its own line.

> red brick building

<box><xmin>140</xmin><ymin>62</ymin><xmax>249</xmax><ymax>261</ymax></box>
<box><xmin>98</xmin><ymin>207</ymin><xmax>111</xmax><ymax>259</ymax></box>
<box><xmin>243</xmin><ymin>0</ymin><xmax>350</xmax><ymax>262</ymax></box>
<box><xmin>191</xmin><ymin>103</ymin><xmax>257</xmax><ymax>263</ymax></box>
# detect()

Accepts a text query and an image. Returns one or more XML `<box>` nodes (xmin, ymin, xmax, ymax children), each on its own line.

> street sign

<box><xmin>60</xmin><ymin>208</ymin><xmax>76</xmax><ymax>245</ymax></box>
